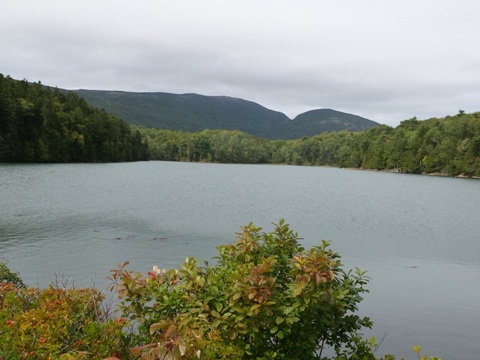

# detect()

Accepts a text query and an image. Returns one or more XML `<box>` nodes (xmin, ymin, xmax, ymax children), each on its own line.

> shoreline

<box><xmin>340</xmin><ymin>166</ymin><xmax>480</xmax><ymax>179</ymax></box>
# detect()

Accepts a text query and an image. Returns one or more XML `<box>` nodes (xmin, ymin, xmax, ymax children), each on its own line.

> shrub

<box><xmin>0</xmin><ymin>261</ymin><xmax>25</xmax><ymax>288</ymax></box>
<box><xmin>109</xmin><ymin>220</ymin><xmax>374</xmax><ymax>359</ymax></box>
<box><xmin>0</xmin><ymin>225</ymin><xmax>441</xmax><ymax>360</ymax></box>
<box><xmin>0</xmin><ymin>280</ymin><xmax>132</xmax><ymax>359</ymax></box>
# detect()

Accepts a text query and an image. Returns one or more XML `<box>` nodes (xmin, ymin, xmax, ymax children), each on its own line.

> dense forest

<box><xmin>2</xmin><ymin>74</ymin><xmax>479</xmax><ymax>177</ymax></box>
<box><xmin>139</xmin><ymin>111</ymin><xmax>480</xmax><ymax>177</ymax></box>
<box><xmin>0</xmin><ymin>74</ymin><xmax>148</xmax><ymax>162</ymax></box>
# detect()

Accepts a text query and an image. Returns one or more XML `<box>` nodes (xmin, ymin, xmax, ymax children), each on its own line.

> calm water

<box><xmin>1</xmin><ymin>162</ymin><xmax>479</xmax><ymax>358</ymax></box>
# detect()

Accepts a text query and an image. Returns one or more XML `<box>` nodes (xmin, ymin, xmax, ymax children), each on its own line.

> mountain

<box><xmin>73</xmin><ymin>89</ymin><xmax>379</xmax><ymax>139</ymax></box>
<box><xmin>285</xmin><ymin>109</ymin><xmax>380</xmax><ymax>138</ymax></box>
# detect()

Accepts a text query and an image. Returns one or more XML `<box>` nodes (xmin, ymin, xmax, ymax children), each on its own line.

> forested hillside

<box><xmin>139</xmin><ymin>111</ymin><xmax>480</xmax><ymax>177</ymax></box>
<box><xmin>74</xmin><ymin>89</ymin><xmax>378</xmax><ymax>139</ymax></box>
<box><xmin>287</xmin><ymin>109</ymin><xmax>379</xmax><ymax>137</ymax></box>
<box><xmin>2</xmin><ymin>74</ymin><xmax>479</xmax><ymax>177</ymax></box>
<box><xmin>0</xmin><ymin>74</ymin><xmax>148</xmax><ymax>162</ymax></box>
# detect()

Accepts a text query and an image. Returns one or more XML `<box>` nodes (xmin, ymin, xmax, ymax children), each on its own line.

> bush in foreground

<box><xmin>109</xmin><ymin>220</ymin><xmax>374</xmax><ymax>359</ymax></box>
<box><xmin>0</xmin><ymin>281</ymin><xmax>132</xmax><ymax>359</ymax></box>
<box><xmin>1</xmin><ymin>221</ymin><xmax>441</xmax><ymax>359</ymax></box>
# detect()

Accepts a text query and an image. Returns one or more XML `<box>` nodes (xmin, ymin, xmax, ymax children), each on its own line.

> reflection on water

<box><xmin>1</xmin><ymin>162</ymin><xmax>480</xmax><ymax>359</ymax></box>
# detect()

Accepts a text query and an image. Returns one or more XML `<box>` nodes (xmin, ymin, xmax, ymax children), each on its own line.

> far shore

<box><xmin>340</xmin><ymin>166</ymin><xmax>479</xmax><ymax>179</ymax></box>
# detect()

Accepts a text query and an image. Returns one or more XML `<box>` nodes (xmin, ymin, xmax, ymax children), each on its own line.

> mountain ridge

<box><xmin>73</xmin><ymin>89</ymin><xmax>379</xmax><ymax>139</ymax></box>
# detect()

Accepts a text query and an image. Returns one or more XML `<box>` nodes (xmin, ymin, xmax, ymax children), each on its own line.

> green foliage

<box><xmin>139</xmin><ymin>111</ymin><xmax>480</xmax><ymax>178</ymax></box>
<box><xmin>141</xmin><ymin>128</ymin><xmax>273</xmax><ymax>164</ymax></box>
<box><xmin>0</xmin><ymin>262</ymin><xmax>25</xmax><ymax>288</ymax></box>
<box><xmin>109</xmin><ymin>220</ymin><xmax>375</xmax><ymax>359</ymax></box>
<box><xmin>4</xmin><ymin>72</ymin><xmax>478</xmax><ymax>177</ymax></box>
<box><xmin>413</xmin><ymin>345</ymin><xmax>442</xmax><ymax>360</ymax></box>
<box><xmin>0</xmin><ymin>233</ymin><xmax>442</xmax><ymax>359</ymax></box>
<box><xmin>0</xmin><ymin>74</ymin><xmax>149</xmax><ymax>163</ymax></box>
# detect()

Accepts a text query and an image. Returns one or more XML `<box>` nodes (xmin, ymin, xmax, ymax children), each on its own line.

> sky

<box><xmin>1</xmin><ymin>0</ymin><xmax>479</xmax><ymax>127</ymax></box>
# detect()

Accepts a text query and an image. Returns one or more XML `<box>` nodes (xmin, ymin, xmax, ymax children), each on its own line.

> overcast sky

<box><xmin>1</xmin><ymin>0</ymin><xmax>479</xmax><ymax>126</ymax></box>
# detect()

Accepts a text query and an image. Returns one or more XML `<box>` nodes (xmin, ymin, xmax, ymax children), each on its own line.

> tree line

<box><xmin>2</xmin><ymin>72</ymin><xmax>479</xmax><ymax>177</ymax></box>
<box><xmin>0</xmin><ymin>74</ymin><xmax>148</xmax><ymax>162</ymax></box>
<box><xmin>139</xmin><ymin>111</ymin><xmax>480</xmax><ymax>177</ymax></box>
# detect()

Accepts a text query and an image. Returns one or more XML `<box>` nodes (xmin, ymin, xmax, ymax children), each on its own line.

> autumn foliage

<box><xmin>109</xmin><ymin>220</ymin><xmax>374</xmax><ymax>359</ymax></box>
<box><xmin>1</xmin><ymin>221</ymin><xmax>440</xmax><ymax>359</ymax></box>
<box><xmin>0</xmin><ymin>282</ymin><xmax>131</xmax><ymax>359</ymax></box>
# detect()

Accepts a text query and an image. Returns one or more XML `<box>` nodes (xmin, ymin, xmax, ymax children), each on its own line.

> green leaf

<box><xmin>285</xmin><ymin>316</ymin><xmax>300</xmax><ymax>325</ymax></box>
<box><xmin>172</xmin><ymin>346</ymin><xmax>182</xmax><ymax>358</ymax></box>
<box><xmin>232</xmin><ymin>306</ymin><xmax>245</xmax><ymax>314</ymax></box>
<box><xmin>228</xmin><ymin>329</ymin><xmax>238</xmax><ymax>340</ymax></box>
<box><xmin>251</xmin><ymin>304</ymin><xmax>262</xmax><ymax>311</ymax></box>
<box><xmin>293</xmin><ymin>282</ymin><xmax>306</xmax><ymax>296</ymax></box>
<box><xmin>195</xmin><ymin>276</ymin><xmax>205</xmax><ymax>287</ymax></box>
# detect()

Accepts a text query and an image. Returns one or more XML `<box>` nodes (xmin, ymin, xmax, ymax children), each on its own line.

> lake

<box><xmin>1</xmin><ymin>161</ymin><xmax>479</xmax><ymax>358</ymax></box>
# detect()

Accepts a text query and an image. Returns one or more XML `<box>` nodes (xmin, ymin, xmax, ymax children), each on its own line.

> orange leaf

<box><xmin>130</xmin><ymin>343</ymin><xmax>157</xmax><ymax>356</ymax></box>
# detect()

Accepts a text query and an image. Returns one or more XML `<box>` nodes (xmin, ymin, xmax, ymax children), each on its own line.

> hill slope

<box><xmin>285</xmin><ymin>109</ymin><xmax>380</xmax><ymax>138</ymax></box>
<box><xmin>0</xmin><ymin>74</ymin><xmax>147</xmax><ymax>162</ymax></box>
<box><xmin>74</xmin><ymin>89</ymin><xmax>379</xmax><ymax>139</ymax></box>
<box><xmin>74</xmin><ymin>90</ymin><xmax>290</xmax><ymax>139</ymax></box>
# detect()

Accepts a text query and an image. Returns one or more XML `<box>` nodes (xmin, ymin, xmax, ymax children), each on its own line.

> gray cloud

<box><xmin>1</xmin><ymin>0</ymin><xmax>479</xmax><ymax>126</ymax></box>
